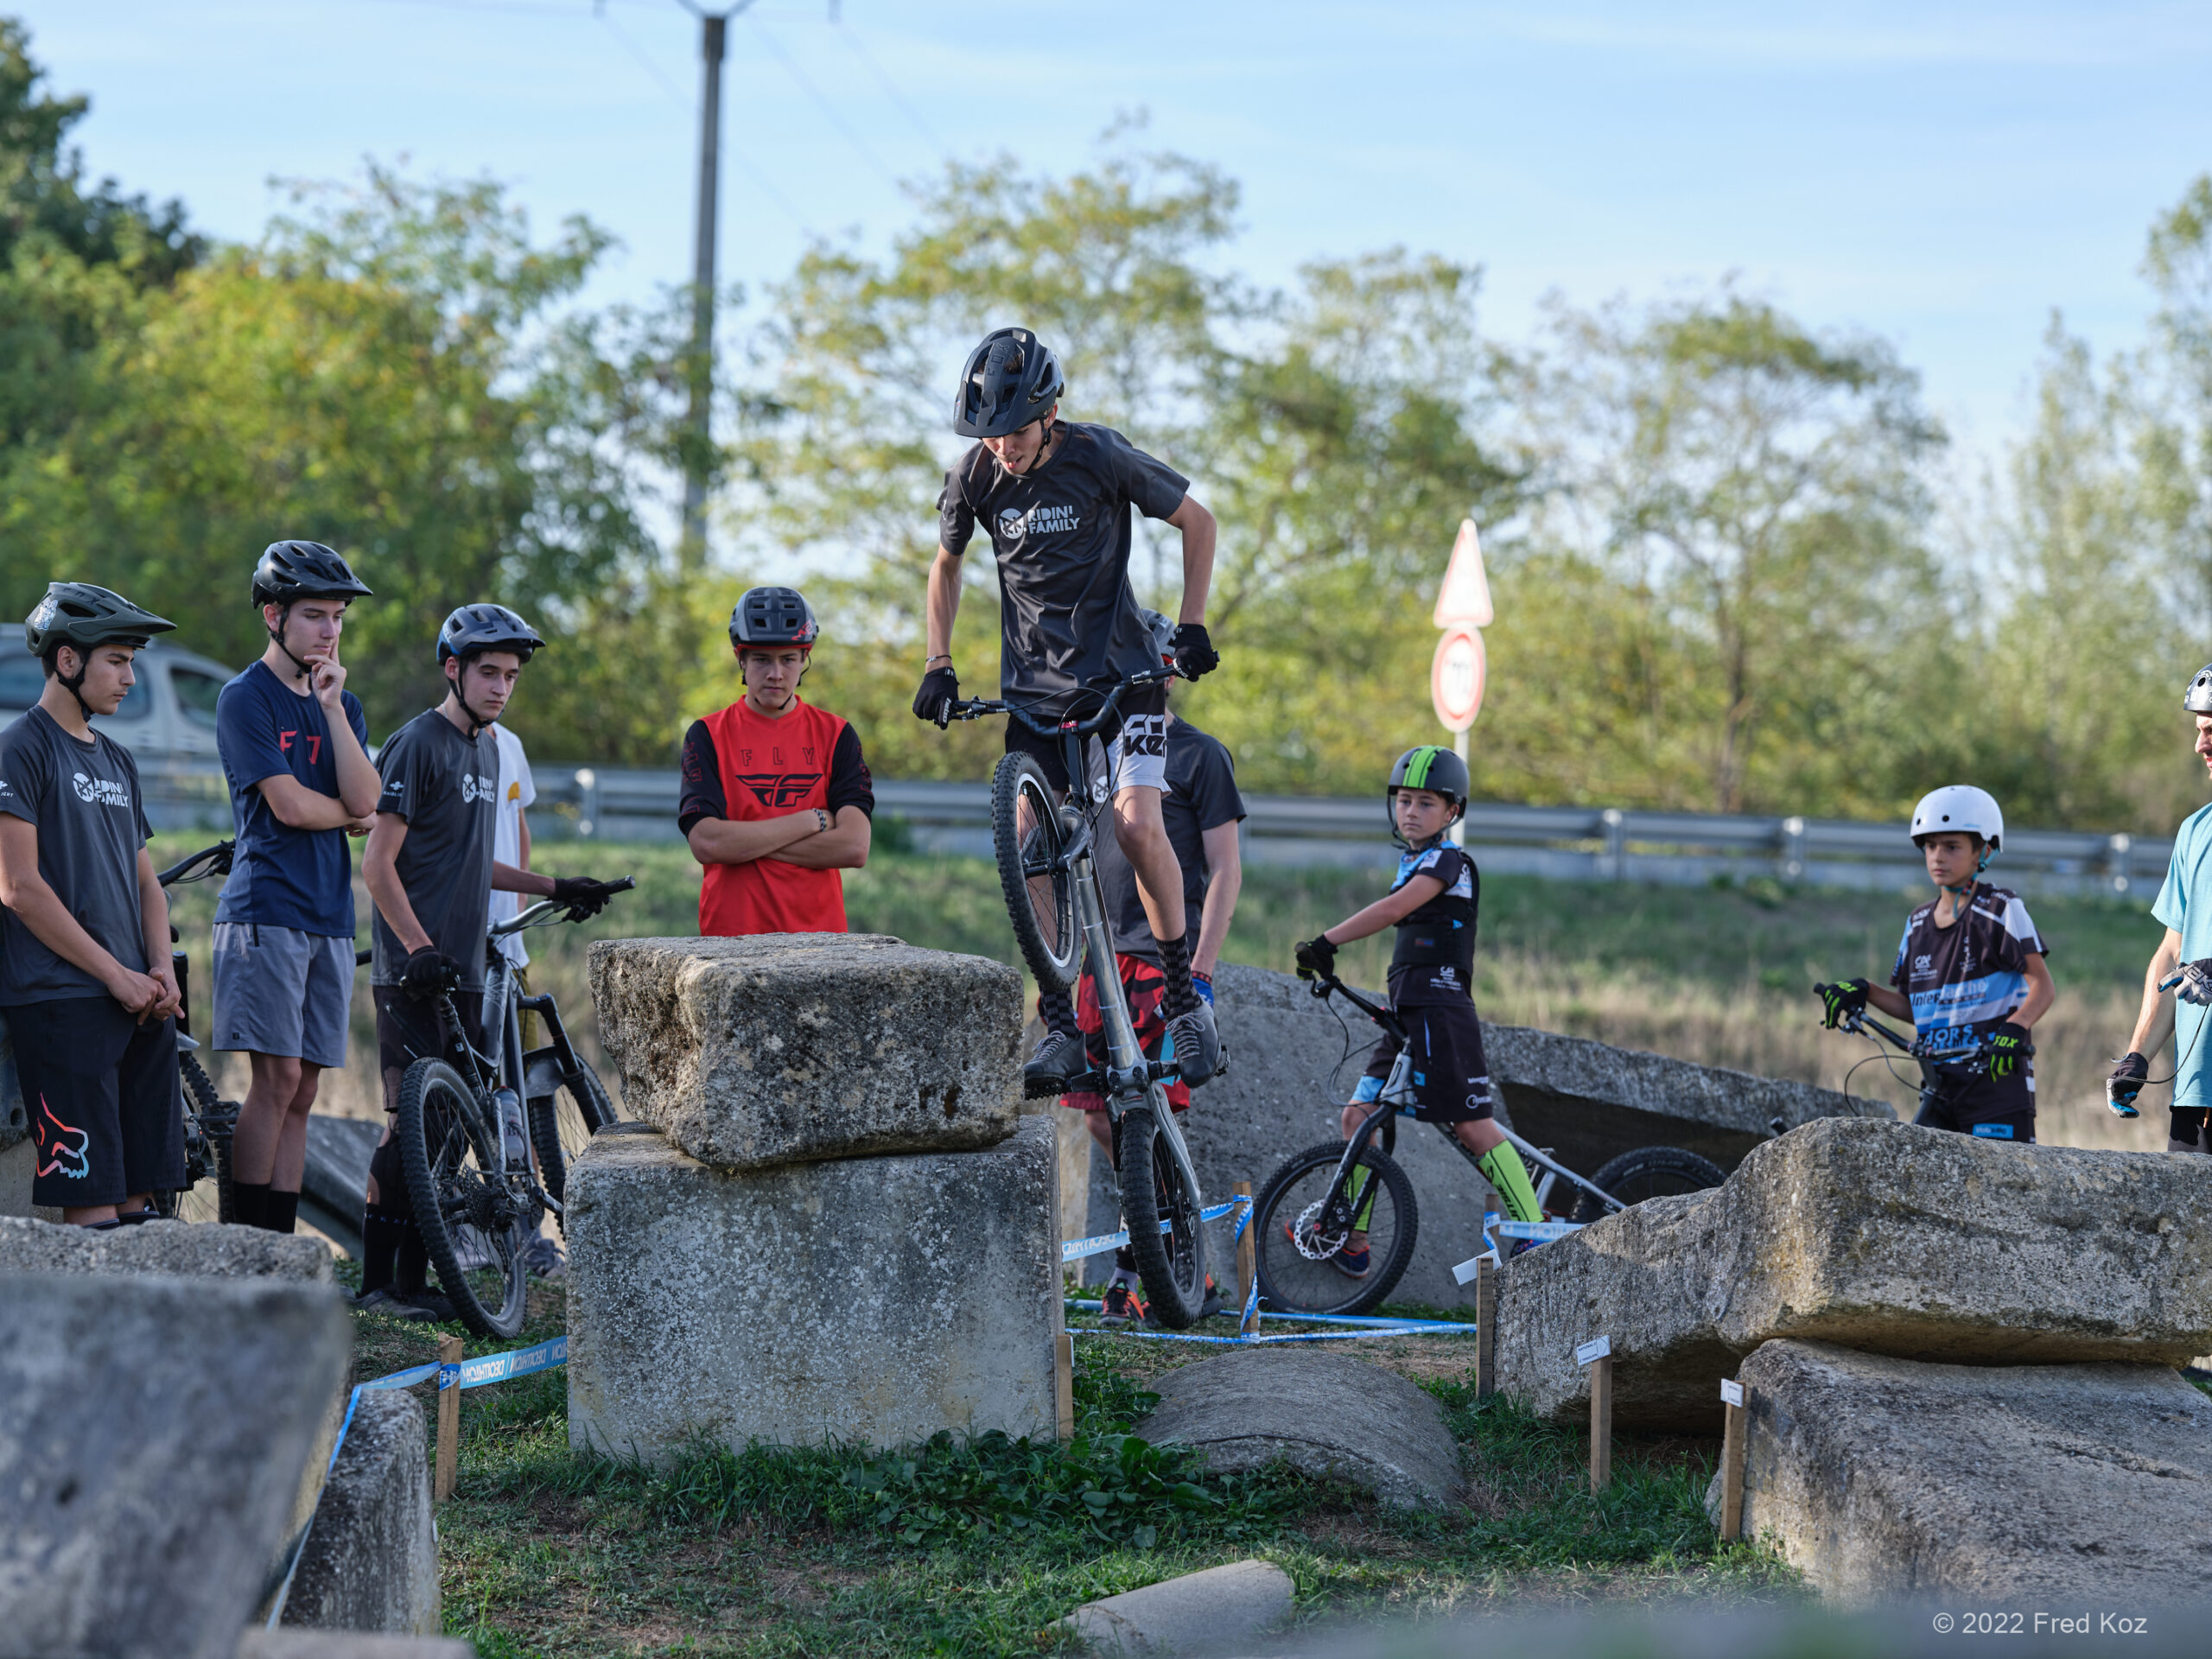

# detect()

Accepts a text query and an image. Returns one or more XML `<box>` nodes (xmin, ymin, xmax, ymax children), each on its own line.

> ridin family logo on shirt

<box><xmin>69</xmin><ymin>772</ymin><xmax>130</xmax><ymax>807</ymax></box>
<box><xmin>998</xmin><ymin>503</ymin><xmax>1082</xmax><ymax>539</ymax></box>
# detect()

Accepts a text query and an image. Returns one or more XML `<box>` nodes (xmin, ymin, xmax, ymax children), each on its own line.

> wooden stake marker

<box><xmin>1232</xmin><ymin>1179</ymin><xmax>1259</xmax><ymax>1337</ymax></box>
<box><xmin>1474</xmin><ymin>1256</ymin><xmax>1497</xmax><ymax>1399</ymax></box>
<box><xmin>433</xmin><ymin>1333</ymin><xmax>463</xmax><ymax>1504</ymax></box>
<box><xmin>1054</xmin><ymin>1330</ymin><xmax>1076</xmax><ymax>1440</ymax></box>
<box><xmin>1719</xmin><ymin>1376</ymin><xmax>1748</xmax><ymax>1540</ymax></box>
<box><xmin>1577</xmin><ymin>1335</ymin><xmax>1612</xmax><ymax>1492</ymax></box>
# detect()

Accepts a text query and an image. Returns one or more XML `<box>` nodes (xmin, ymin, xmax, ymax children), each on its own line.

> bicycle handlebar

<box><xmin>1811</xmin><ymin>983</ymin><xmax>2030</xmax><ymax>1065</ymax></box>
<box><xmin>933</xmin><ymin>666</ymin><xmax>1185</xmax><ymax>735</ymax></box>
<box><xmin>156</xmin><ymin>839</ymin><xmax>234</xmax><ymax>889</ymax></box>
<box><xmin>489</xmin><ymin>875</ymin><xmax>637</xmax><ymax>938</ymax></box>
<box><xmin>1299</xmin><ymin>967</ymin><xmax>1409</xmax><ymax>1045</ymax></box>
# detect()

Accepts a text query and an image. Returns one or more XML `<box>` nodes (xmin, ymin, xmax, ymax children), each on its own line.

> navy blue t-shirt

<box><xmin>213</xmin><ymin>660</ymin><xmax>369</xmax><ymax>938</ymax></box>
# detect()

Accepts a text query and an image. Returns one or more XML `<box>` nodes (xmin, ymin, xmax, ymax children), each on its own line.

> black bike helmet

<box><xmin>437</xmin><ymin>603</ymin><xmax>545</xmax><ymax>665</ymax></box>
<box><xmin>729</xmin><ymin>586</ymin><xmax>820</xmax><ymax>649</ymax></box>
<box><xmin>2187</xmin><ymin>664</ymin><xmax>2212</xmax><ymax>715</ymax></box>
<box><xmin>1385</xmin><ymin>745</ymin><xmax>1470</xmax><ymax>845</ymax></box>
<box><xmin>251</xmin><ymin>540</ymin><xmax>372</xmax><ymax>608</ymax></box>
<box><xmin>25</xmin><ymin>582</ymin><xmax>176</xmax><ymax>658</ymax></box>
<box><xmin>951</xmin><ymin>327</ymin><xmax>1065</xmax><ymax>439</ymax></box>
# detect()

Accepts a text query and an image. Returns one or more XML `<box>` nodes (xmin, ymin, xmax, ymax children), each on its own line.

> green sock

<box><xmin>1346</xmin><ymin>1162</ymin><xmax>1378</xmax><ymax>1231</ymax></box>
<box><xmin>1478</xmin><ymin>1142</ymin><xmax>1543</xmax><ymax>1224</ymax></box>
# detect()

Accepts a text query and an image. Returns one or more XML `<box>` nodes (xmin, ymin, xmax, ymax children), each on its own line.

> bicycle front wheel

<box><xmin>990</xmin><ymin>752</ymin><xmax>1081</xmax><ymax>993</ymax></box>
<box><xmin>529</xmin><ymin>1059</ymin><xmax>620</xmax><ymax>1207</ymax></box>
<box><xmin>1118</xmin><ymin>1103</ymin><xmax>1208</xmax><ymax>1330</ymax></box>
<box><xmin>1253</xmin><ymin>1140</ymin><xmax>1419</xmax><ymax>1318</ymax></box>
<box><xmin>397</xmin><ymin>1058</ymin><xmax>532</xmax><ymax>1338</ymax></box>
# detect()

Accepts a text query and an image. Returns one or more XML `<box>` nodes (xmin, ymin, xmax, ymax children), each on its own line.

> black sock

<box><xmin>360</xmin><ymin>1205</ymin><xmax>406</xmax><ymax>1295</ymax></box>
<box><xmin>231</xmin><ymin>1181</ymin><xmax>269</xmax><ymax>1230</ymax></box>
<box><xmin>1037</xmin><ymin>986</ymin><xmax>1078</xmax><ymax>1039</ymax></box>
<box><xmin>1114</xmin><ymin>1244</ymin><xmax>1135</xmax><ymax>1273</ymax></box>
<box><xmin>1154</xmin><ymin>933</ymin><xmax>1201</xmax><ymax>1020</ymax></box>
<box><xmin>396</xmin><ymin>1219</ymin><xmax>429</xmax><ymax>1296</ymax></box>
<box><xmin>265</xmin><ymin>1189</ymin><xmax>299</xmax><ymax>1235</ymax></box>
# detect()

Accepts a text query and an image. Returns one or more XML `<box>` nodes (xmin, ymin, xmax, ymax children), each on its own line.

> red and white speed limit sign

<box><xmin>1431</xmin><ymin>626</ymin><xmax>1485</xmax><ymax>733</ymax></box>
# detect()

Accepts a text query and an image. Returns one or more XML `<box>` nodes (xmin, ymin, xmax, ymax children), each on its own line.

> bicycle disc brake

<box><xmin>1292</xmin><ymin>1198</ymin><xmax>1350</xmax><ymax>1261</ymax></box>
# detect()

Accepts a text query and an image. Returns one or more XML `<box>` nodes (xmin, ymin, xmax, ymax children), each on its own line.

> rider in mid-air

<box><xmin>914</xmin><ymin>327</ymin><xmax>1223</xmax><ymax>1095</ymax></box>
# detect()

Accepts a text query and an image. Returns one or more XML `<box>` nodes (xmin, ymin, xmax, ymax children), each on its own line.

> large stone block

<box><xmin>1496</xmin><ymin>1118</ymin><xmax>2212</xmax><ymax>1430</ymax></box>
<box><xmin>0</xmin><ymin>1214</ymin><xmax>334</xmax><ymax>1282</ymax></box>
<box><xmin>1716</xmin><ymin>1338</ymin><xmax>2212</xmax><ymax>1605</ymax></box>
<box><xmin>588</xmin><ymin>934</ymin><xmax>1023</xmax><ymax>1171</ymax></box>
<box><xmin>281</xmin><ymin>1391</ymin><xmax>438</xmax><ymax>1636</ymax></box>
<box><xmin>568</xmin><ymin>1118</ymin><xmax>1059</xmax><ymax>1459</ymax></box>
<box><xmin>0</xmin><ymin>1272</ymin><xmax>349</xmax><ymax>1659</ymax></box>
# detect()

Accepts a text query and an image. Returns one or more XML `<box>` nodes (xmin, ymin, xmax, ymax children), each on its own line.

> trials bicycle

<box><xmin>936</xmin><ymin>668</ymin><xmax>1216</xmax><ymax>1329</ymax></box>
<box><xmin>1814</xmin><ymin>982</ymin><xmax>2030</xmax><ymax>1127</ymax></box>
<box><xmin>397</xmin><ymin>880</ymin><xmax>632</xmax><ymax>1337</ymax></box>
<box><xmin>1253</xmin><ymin>969</ymin><xmax>1727</xmax><ymax>1318</ymax></box>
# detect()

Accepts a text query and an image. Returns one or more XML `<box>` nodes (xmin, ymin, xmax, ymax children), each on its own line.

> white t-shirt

<box><xmin>490</xmin><ymin>724</ymin><xmax>537</xmax><ymax>968</ymax></box>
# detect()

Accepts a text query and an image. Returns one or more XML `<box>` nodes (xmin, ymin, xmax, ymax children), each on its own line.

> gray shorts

<box><xmin>211</xmin><ymin>922</ymin><xmax>355</xmax><ymax>1068</ymax></box>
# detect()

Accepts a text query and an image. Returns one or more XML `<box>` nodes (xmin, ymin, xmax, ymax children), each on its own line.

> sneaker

<box><xmin>1099</xmin><ymin>1281</ymin><xmax>1149</xmax><ymax>1326</ymax></box>
<box><xmin>1023</xmin><ymin>1027</ymin><xmax>1087</xmax><ymax>1097</ymax></box>
<box><xmin>1332</xmin><ymin>1245</ymin><xmax>1372</xmax><ymax>1281</ymax></box>
<box><xmin>1162</xmin><ymin>1001</ymin><xmax>1222</xmax><ymax>1087</ymax></box>
<box><xmin>1198</xmin><ymin>1274</ymin><xmax>1224</xmax><ymax>1319</ymax></box>
<box><xmin>519</xmin><ymin>1235</ymin><xmax>567</xmax><ymax>1280</ymax></box>
<box><xmin>352</xmin><ymin>1287</ymin><xmax>435</xmax><ymax>1323</ymax></box>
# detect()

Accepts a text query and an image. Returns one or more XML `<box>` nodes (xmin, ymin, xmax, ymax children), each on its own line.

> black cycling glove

<box><xmin>399</xmin><ymin>947</ymin><xmax>461</xmax><ymax>1000</ymax></box>
<box><xmin>1819</xmin><ymin>978</ymin><xmax>1870</xmax><ymax>1029</ymax></box>
<box><xmin>2178</xmin><ymin>959</ymin><xmax>2212</xmax><ymax>1007</ymax></box>
<box><xmin>912</xmin><ymin>664</ymin><xmax>960</xmax><ymax>725</ymax></box>
<box><xmin>1986</xmin><ymin>1021</ymin><xmax>2033</xmax><ymax>1080</ymax></box>
<box><xmin>2107</xmin><ymin>1051</ymin><xmax>2150</xmax><ymax>1119</ymax></box>
<box><xmin>1294</xmin><ymin>936</ymin><xmax>1338</xmax><ymax>981</ymax></box>
<box><xmin>552</xmin><ymin>877</ymin><xmax>620</xmax><ymax>918</ymax></box>
<box><xmin>1169</xmin><ymin>622</ymin><xmax>1219</xmax><ymax>680</ymax></box>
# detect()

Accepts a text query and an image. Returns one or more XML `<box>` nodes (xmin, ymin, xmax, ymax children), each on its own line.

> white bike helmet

<box><xmin>1910</xmin><ymin>785</ymin><xmax>2003</xmax><ymax>852</ymax></box>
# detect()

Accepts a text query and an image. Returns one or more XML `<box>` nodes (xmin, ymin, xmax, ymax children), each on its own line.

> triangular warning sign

<box><xmin>1433</xmin><ymin>518</ymin><xmax>1493</xmax><ymax>628</ymax></box>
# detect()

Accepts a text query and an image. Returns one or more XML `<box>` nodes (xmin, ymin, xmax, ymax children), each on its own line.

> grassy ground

<box><xmin>335</xmin><ymin>1267</ymin><xmax>1799</xmax><ymax>1656</ymax></box>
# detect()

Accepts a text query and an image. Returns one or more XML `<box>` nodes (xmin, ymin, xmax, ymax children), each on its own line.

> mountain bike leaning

<box><xmin>1254</xmin><ymin>967</ymin><xmax>1727</xmax><ymax>1318</ymax></box>
<box><xmin>152</xmin><ymin>837</ymin><xmax>245</xmax><ymax>1224</ymax></box>
<box><xmin>395</xmin><ymin>879</ymin><xmax>631</xmax><ymax>1337</ymax></box>
<box><xmin>937</xmin><ymin>667</ymin><xmax>1217</xmax><ymax>1330</ymax></box>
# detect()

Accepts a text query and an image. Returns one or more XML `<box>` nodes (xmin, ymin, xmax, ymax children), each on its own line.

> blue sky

<box><xmin>19</xmin><ymin>2</ymin><xmax>2212</xmax><ymax>458</ymax></box>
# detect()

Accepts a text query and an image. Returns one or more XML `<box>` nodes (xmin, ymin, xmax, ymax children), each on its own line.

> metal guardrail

<box><xmin>143</xmin><ymin>760</ymin><xmax>2167</xmax><ymax>897</ymax></box>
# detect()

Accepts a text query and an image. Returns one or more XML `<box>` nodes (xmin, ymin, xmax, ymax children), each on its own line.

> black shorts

<box><xmin>1005</xmin><ymin>683</ymin><xmax>1169</xmax><ymax>794</ymax></box>
<box><xmin>372</xmin><ymin>986</ymin><xmax>485</xmax><ymax>1113</ymax></box>
<box><xmin>2166</xmin><ymin>1109</ymin><xmax>2211</xmax><ymax>1154</ymax></box>
<box><xmin>16</xmin><ymin>996</ymin><xmax>183</xmax><ymax>1208</ymax></box>
<box><xmin>1912</xmin><ymin>1065</ymin><xmax>2033</xmax><ymax>1139</ymax></box>
<box><xmin>1362</xmin><ymin>1000</ymin><xmax>1494</xmax><ymax>1124</ymax></box>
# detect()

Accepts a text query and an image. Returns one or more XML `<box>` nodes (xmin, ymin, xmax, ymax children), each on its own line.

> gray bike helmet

<box><xmin>729</xmin><ymin>586</ymin><xmax>820</xmax><ymax>649</ymax></box>
<box><xmin>951</xmin><ymin>327</ymin><xmax>1065</xmax><ymax>439</ymax></box>
<box><xmin>1139</xmin><ymin>607</ymin><xmax>1175</xmax><ymax>667</ymax></box>
<box><xmin>252</xmin><ymin>540</ymin><xmax>372</xmax><ymax>607</ymax></box>
<box><xmin>25</xmin><ymin>582</ymin><xmax>175</xmax><ymax>658</ymax></box>
<box><xmin>437</xmin><ymin>603</ymin><xmax>544</xmax><ymax>665</ymax></box>
<box><xmin>2186</xmin><ymin>664</ymin><xmax>2212</xmax><ymax>714</ymax></box>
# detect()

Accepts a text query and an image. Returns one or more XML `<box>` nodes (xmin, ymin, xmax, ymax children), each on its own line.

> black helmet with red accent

<box><xmin>729</xmin><ymin>586</ymin><xmax>820</xmax><ymax>650</ymax></box>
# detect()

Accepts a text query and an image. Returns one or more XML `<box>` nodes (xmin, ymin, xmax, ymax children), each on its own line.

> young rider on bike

<box><xmin>1819</xmin><ymin>786</ymin><xmax>2055</xmax><ymax>1141</ymax></box>
<box><xmin>357</xmin><ymin>605</ymin><xmax>622</xmax><ymax>1317</ymax></box>
<box><xmin>1294</xmin><ymin>746</ymin><xmax>1544</xmax><ymax>1274</ymax></box>
<box><xmin>914</xmin><ymin>327</ymin><xmax>1222</xmax><ymax>1095</ymax></box>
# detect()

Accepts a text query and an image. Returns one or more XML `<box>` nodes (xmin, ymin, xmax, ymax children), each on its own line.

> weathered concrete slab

<box><xmin>282</xmin><ymin>1391</ymin><xmax>438</xmax><ymax>1636</ymax></box>
<box><xmin>1136</xmin><ymin>1350</ymin><xmax>1464</xmax><ymax>1509</ymax></box>
<box><xmin>239</xmin><ymin>1634</ymin><xmax>474</xmax><ymax>1659</ymax></box>
<box><xmin>1497</xmin><ymin>1118</ymin><xmax>2212</xmax><ymax>1430</ymax></box>
<box><xmin>1713</xmin><ymin>1338</ymin><xmax>2212</xmax><ymax>1605</ymax></box>
<box><xmin>588</xmin><ymin>933</ymin><xmax>1023</xmax><ymax>1172</ymax></box>
<box><xmin>0</xmin><ymin>1272</ymin><xmax>349</xmax><ymax>1659</ymax></box>
<box><xmin>1</xmin><ymin>1013</ymin><xmax>31</xmax><ymax>1220</ymax></box>
<box><xmin>1064</xmin><ymin>1559</ymin><xmax>1293</xmax><ymax>1655</ymax></box>
<box><xmin>0</xmin><ymin>1214</ymin><xmax>334</xmax><ymax>1282</ymax></box>
<box><xmin>568</xmin><ymin>1118</ymin><xmax>1058</xmax><ymax>1459</ymax></box>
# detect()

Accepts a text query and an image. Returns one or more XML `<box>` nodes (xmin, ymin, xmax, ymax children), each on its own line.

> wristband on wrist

<box><xmin>925</xmin><ymin>653</ymin><xmax>952</xmax><ymax>667</ymax></box>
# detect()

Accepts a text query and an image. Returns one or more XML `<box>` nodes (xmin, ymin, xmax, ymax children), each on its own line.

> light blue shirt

<box><xmin>2152</xmin><ymin>801</ymin><xmax>2212</xmax><ymax>1108</ymax></box>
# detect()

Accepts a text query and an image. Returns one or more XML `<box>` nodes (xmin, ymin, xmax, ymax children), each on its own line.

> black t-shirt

<box><xmin>370</xmin><ymin>709</ymin><xmax>499</xmax><ymax>988</ymax></box>
<box><xmin>937</xmin><ymin>422</ymin><xmax>1189</xmax><ymax>714</ymax></box>
<box><xmin>1386</xmin><ymin>842</ymin><xmax>1478</xmax><ymax>1008</ymax></box>
<box><xmin>1089</xmin><ymin>718</ymin><xmax>1244</xmax><ymax>960</ymax></box>
<box><xmin>0</xmin><ymin>708</ymin><xmax>153</xmax><ymax>1006</ymax></box>
<box><xmin>676</xmin><ymin>717</ymin><xmax>875</xmax><ymax>835</ymax></box>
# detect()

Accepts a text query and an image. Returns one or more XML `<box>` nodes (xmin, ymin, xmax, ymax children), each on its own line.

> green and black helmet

<box><xmin>1386</xmin><ymin>745</ymin><xmax>1470</xmax><ymax>846</ymax></box>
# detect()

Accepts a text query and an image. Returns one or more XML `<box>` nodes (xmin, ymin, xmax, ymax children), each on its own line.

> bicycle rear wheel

<box><xmin>397</xmin><ymin>1058</ymin><xmax>532</xmax><ymax>1338</ymax></box>
<box><xmin>1253</xmin><ymin>1140</ymin><xmax>1419</xmax><ymax>1318</ymax></box>
<box><xmin>1118</xmin><ymin>1103</ymin><xmax>1208</xmax><ymax>1329</ymax></box>
<box><xmin>160</xmin><ymin>1054</ymin><xmax>235</xmax><ymax>1224</ymax></box>
<box><xmin>1568</xmin><ymin>1146</ymin><xmax>1726</xmax><ymax>1224</ymax></box>
<box><xmin>990</xmin><ymin>753</ymin><xmax>1080</xmax><ymax>994</ymax></box>
<box><xmin>529</xmin><ymin>1059</ymin><xmax>620</xmax><ymax>1206</ymax></box>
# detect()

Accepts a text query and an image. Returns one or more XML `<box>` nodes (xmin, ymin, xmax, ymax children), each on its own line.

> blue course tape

<box><xmin>1064</xmin><ymin>1296</ymin><xmax>1478</xmax><ymax>1347</ymax></box>
<box><xmin>1060</xmin><ymin>1195</ymin><xmax>1252</xmax><ymax>1265</ymax></box>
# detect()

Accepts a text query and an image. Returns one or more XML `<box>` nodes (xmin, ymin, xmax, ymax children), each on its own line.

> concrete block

<box><xmin>0</xmin><ymin>1012</ymin><xmax>29</xmax><ymax>1221</ymax></box>
<box><xmin>1137</xmin><ymin>1350</ymin><xmax>1465</xmax><ymax>1509</ymax></box>
<box><xmin>1714</xmin><ymin>1338</ymin><xmax>2212</xmax><ymax>1605</ymax></box>
<box><xmin>281</xmin><ymin>1391</ymin><xmax>438</xmax><ymax>1636</ymax></box>
<box><xmin>0</xmin><ymin>1272</ymin><xmax>349</xmax><ymax>1659</ymax></box>
<box><xmin>588</xmin><ymin>934</ymin><xmax>1023</xmax><ymax>1171</ymax></box>
<box><xmin>568</xmin><ymin>1118</ymin><xmax>1059</xmax><ymax>1459</ymax></box>
<box><xmin>1497</xmin><ymin>1118</ymin><xmax>2212</xmax><ymax>1430</ymax></box>
<box><xmin>239</xmin><ymin>1635</ymin><xmax>473</xmax><ymax>1659</ymax></box>
<box><xmin>1063</xmin><ymin>1559</ymin><xmax>1293</xmax><ymax>1654</ymax></box>
<box><xmin>0</xmin><ymin>1215</ymin><xmax>334</xmax><ymax>1283</ymax></box>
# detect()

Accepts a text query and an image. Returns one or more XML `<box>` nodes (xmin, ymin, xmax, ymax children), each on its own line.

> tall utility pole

<box><xmin>678</xmin><ymin>2</ymin><xmax>753</xmax><ymax>569</ymax></box>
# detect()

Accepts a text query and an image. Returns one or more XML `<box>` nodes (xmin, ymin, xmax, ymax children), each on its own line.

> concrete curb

<box><xmin>1063</xmin><ymin>1560</ymin><xmax>1293</xmax><ymax>1655</ymax></box>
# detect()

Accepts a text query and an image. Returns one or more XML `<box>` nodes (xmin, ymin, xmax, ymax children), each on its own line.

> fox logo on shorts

<box><xmin>35</xmin><ymin>1098</ymin><xmax>89</xmax><ymax>1180</ymax></box>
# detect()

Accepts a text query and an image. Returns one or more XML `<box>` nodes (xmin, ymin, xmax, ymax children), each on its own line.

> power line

<box><xmin>745</xmin><ymin>13</ymin><xmax>902</xmax><ymax>192</ymax></box>
<box><xmin>832</xmin><ymin>16</ymin><xmax>948</xmax><ymax>158</ymax></box>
